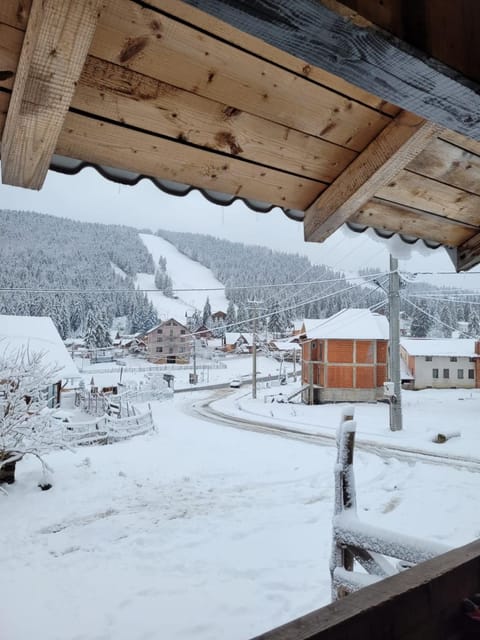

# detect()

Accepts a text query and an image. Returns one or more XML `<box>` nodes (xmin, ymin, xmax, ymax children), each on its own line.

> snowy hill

<box><xmin>137</xmin><ymin>233</ymin><xmax>228</xmax><ymax>322</ymax></box>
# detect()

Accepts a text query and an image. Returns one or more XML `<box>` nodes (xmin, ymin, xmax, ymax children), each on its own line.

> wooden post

<box><xmin>331</xmin><ymin>407</ymin><xmax>356</xmax><ymax>600</ymax></box>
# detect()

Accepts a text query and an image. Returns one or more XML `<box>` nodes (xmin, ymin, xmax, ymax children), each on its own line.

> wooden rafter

<box><xmin>303</xmin><ymin>111</ymin><xmax>439</xmax><ymax>243</ymax></box>
<box><xmin>1</xmin><ymin>0</ymin><xmax>105</xmax><ymax>190</ymax></box>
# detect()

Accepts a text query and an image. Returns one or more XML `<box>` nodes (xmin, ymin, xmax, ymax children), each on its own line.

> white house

<box><xmin>0</xmin><ymin>315</ymin><xmax>80</xmax><ymax>406</ymax></box>
<box><xmin>400</xmin><ymin>338</ymin><xmax>480</xmax><ymax>389</ymax></box>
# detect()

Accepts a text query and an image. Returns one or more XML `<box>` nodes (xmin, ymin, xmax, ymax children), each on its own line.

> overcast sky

<box><xmin>1</xmin><ymin>166</ymin><xmax>478</xmax><ymax>285</ymax></box>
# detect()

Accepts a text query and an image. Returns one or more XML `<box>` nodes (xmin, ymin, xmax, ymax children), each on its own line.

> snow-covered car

<box><xmin>229</xmin><ymin>378</ymin><xmax>242</xmax><ymax>388</ymax></box>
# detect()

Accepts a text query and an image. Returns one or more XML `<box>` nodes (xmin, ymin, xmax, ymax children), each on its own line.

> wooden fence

<box><xmin>50</xmin><ymin>409</ymin><xmax>154</xmax><ymax>447</ymax></box>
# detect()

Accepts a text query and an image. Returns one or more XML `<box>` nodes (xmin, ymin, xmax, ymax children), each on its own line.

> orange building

<box><xmin>301</xmin><ymin>309</ymin><xmax>389</xmax><ymax>404</ymax></box>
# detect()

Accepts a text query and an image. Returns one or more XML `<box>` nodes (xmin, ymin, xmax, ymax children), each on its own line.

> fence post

<box><xmin>331</xmin><ymin>406</ymin><xmax>356</xmax><ymax>600</ymax></box>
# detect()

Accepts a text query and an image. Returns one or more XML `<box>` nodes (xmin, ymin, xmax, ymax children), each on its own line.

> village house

<box><xmin>143</xmin><ymin>318</ymin><xmax>190</xmax><ymax>364</ymax></box>
<box><xmin>0</xmin><ymin>315</ymin><xmax>80</xmax><ymax>407</ymax></box>
<box><xmin>401</xmin><ymin>338</ymin><xmax>480</xmax><ymax>390</ymax></box>
<box><xmin>292</xmin><ymin>318</ymin><xmax>324</xmax><ymax>338</ymax></box>
<box><xmin>301</xmin><ymin>309</ymin><xmax>389</xmax><ymax>404</ymax></box>
<box><xmin>223</xmin><ymin>332</ymin><xmax>254</xmax><ymax>353</ymax></box>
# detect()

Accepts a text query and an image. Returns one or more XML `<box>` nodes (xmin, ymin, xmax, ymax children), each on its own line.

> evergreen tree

<box><xmin>225</xmin><ymin>300</ymin><xmax>236</xmax><ymax>331</ymax></box>
<box><xmin>84</xmin><ymin>310</ymin><xmax>97</xmax><ymax>348</ymax></box>
<box><xmin>410</xmin><ymin>305</ymin><xmax>432</xmax><ymax>337</ymax></box>
<box><xmin>469</xmin><ymin>311</ymin><xmax>480</xmax><ymax>337</ymax></box>
<box><xmin>268</xmin><ymin>301</ymin><xmax>284</xmax><ymax>337</ymax></box>
<box><xmin>202</xmin><ymin>297</ymin><xmax>212</xmax><ymax>326</ymax></box>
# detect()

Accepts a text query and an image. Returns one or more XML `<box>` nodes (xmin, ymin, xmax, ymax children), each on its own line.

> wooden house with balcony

<box><xmin>3</xmin><ymin>0</ymin><xmax>480</xmax><ymax>636</ymax></box>
<box><xmin>144</xmin><ymin>318</ymin><xmax>190</xmax><ymax>364</ymax></box>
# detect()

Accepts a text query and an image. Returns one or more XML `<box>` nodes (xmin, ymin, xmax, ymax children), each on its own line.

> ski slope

<box><xmin>136</xmin><ymin>233</ymin><xmax>228</xmax><ymax>322</ymax></box>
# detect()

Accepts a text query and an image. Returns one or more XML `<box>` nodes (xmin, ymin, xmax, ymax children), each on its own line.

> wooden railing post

<box><xmin>331</xmin><ymin>406</ymin><xmax>356</xmax><ymax>600</ymax></box>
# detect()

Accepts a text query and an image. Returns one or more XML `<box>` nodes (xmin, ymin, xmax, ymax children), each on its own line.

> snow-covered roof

<box><xmin>225</xmin><ymin>332</ymin><xmax>253</xmax><ymax>345</ymax></box>
<box><xmin>0</xmin><ymin>315</ymin><xmax>80</xmax><ymax>381</ymax></box>
<box><xmin>294</xmin><ymin>318</ymin><xmax>325</xmax><ymax>335</ymax></box>
<box><xmin>271</xmin><ymin>340</ymin><xmax>301</xmax><ymax>351</ymax></box>
<box><xmin>401</xmin><ymin>338</ymin><xmax>477</xmax><ymax>357</ymax></box>
<box><xmin>307</xmin><ymin>309</ymin><xmax>389</xmax><ymax>340</ymax></box>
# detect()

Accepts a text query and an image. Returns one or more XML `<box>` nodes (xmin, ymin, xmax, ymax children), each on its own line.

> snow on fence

<box><xmin>50</xmin><ymin>409</ymin><xmax>154</xmax><ymax>447</ymax></box>
<box><xmin>80</xmin><ymin>362</ymin><xmax>227</xmax><ymax>374</ymax></box>
<box><xmin>331</xmin><ymin>407</ymin><xmax>449</xmax><ymax>600</ymax></box>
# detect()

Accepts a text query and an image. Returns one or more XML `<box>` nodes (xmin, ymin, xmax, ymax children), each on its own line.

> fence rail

<box><xmin>50</xmin><ymin>409</ymin><xmax>154</xmax><ymax>447</ymax></box>
<box><xmin>79</xmin><ymin>362</ymin><xmax>227</xmax><ymax>374</ymax></box>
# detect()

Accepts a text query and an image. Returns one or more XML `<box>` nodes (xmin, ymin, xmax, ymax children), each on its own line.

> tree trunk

<box><xmin>0</xmin><ymin>452</ymin><xmax>17</xmax><ymax>484</ymax></box>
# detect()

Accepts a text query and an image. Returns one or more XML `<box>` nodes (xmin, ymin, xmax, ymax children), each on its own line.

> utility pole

<box><xmin>191</xmin><ymin>336</ymin><xmax>197</xmax><ymax>384</ymax></box>
<box><xmin>389</xmin><ymin>255</ymin><xmax>403</xmax><ymax>431</ymax></box>
<box><xmin>252</xmin><ymin>312</ymin><xmax>258</xmax><ymax>399</ymax></box>
<box><xmin>248</xmin><ymin>300</ymin><xmax>263</xmax><ymax>399</ymax></box>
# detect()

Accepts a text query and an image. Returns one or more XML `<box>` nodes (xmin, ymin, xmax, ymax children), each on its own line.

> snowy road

<box><xmin>192</xmin><ymin>391</ymin><xmax>480</xmax><ymax>473</ymax></box>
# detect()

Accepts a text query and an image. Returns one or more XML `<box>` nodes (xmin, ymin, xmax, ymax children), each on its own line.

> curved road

<box><xmin>187</xmin><ymin>389</ymin><xmax>480</xmax><ymax>473</ymax></box>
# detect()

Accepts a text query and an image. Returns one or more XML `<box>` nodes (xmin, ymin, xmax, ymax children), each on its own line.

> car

<box><xmin>229</xmin><ymin>378</ymin><xmax>242</xmax><ymax>388</ymax></box>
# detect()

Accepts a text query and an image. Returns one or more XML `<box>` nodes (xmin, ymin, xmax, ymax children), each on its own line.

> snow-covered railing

<box><xmin>331</xmin><ymin>407</ymin><xmax>449</xmax><ymax>601</ymax></box>
<box><xmin>50</xmin><ymin>410</ymin><xmax>154</xmax><ymax>447</ymax></box>
<box><xmin>80</xmin><ymin>362</ymin><xmax>227</xmax><ymax>374</ymax></box>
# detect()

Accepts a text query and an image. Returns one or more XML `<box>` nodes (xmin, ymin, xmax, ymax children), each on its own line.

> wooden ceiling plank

<box><xmin>1</xmin><ymin>0</ymin><xmax>105</xmax><ymax>189</ymax></box>
<box><xmin>55</xmin><ymin>112</ymin><xmax>326</xmax><ymax>211</ymax></box>
<box><xmin>377</xmin><ymin>170</ymin><xmax>480</xmax><ymax>227</ymax></box>
<box><xmin>0</xmin><ymin>22</ymin><xmax>358</xmax><ymax>184</ymax></box>
<box><xmin>407</xmin><ymin>138</ymin><xmax>480</xmax><ymax>198</ymax></box>
<box><xmin>75</xmin><ymin>57</ymin><xmax>357</xmax><ymax>184</ymax></box>
<box><xmin>88</xmin><ymin>0</ymin><xmax>392</xmax><ymax>153</ymax></box>
<box><xmin>351</xmin><ymin>198</ymin><xmax>476</xmax><ymax>247</ymax></box>
<box><xmin>439</xmin><ymin>129</ymin><xmax>480</xmax><ymax>159</ymax></box>
<box><xmin>150</xmin><ymin>0</ymin><xmax>400</xmax><ymax>117</ymax></box>
<box><xmin>180</xmin><ymin>0</ymin><xmax>480</xmax><ymax>140</ymax></box>
<box><xmin>303</xmin><ymin>110</ymin><xmax>439</xmax><ymax>243</ymax></box>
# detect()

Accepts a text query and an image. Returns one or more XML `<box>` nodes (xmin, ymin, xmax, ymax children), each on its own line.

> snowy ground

<box><xmin>136</xmin><ymin>234</ymin><xmax>228</xmax><ymax>321</ymax></box>
<box><xmin>73</xmin><ymin>353</ymin><xmax>285</xmax><ymax>391</ymax></box>
<box><xmin>3</xmin><ymin>387</ymin><xmax>480</xmax><ymax>640</ymax></box>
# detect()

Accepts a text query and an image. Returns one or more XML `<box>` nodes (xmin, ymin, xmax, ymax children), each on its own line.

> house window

<box><xmin>443</xmin><ymin>369</ymin><xmax>449</xmax><ymax>379</ymax></box>
<box><xmin>157</xmin><ymin>337</ymin><xmax>162</xmax><ymax>342</ymax></box>
<box><xmin>181</xmin><ymin>329</ymin><xmax>186</xmax><ymax>335</ymax></box>
<box><xmin>169</xmin><ymin>347</ymin><xmax>174</xmax><ymax>353</ymax></box>
<box><xmin>156</xmin><ymin>347</ymin><xmax>163</xmax><ymax>353</ymax></box>
<box><xmin>425</xmin><ymin>356</ymin><xmax>432</xmax><ymax>362</ymax></box>
<box><xmin>450</xmin><ymin>357</ymin><xmax>457</xmax><ymax>362</ymax></box>
<box><xmin>469</xmin><ymin>369</ymin><xmax>475</xmax><ymax>379</ymax></box>
<box><xmin>458</xmin><ymin>369</ymin><xmax>464</xmax><ymax>379</ymax></box>
<box><xmin>432</xmin><ymin>368</ymin><xmax>439</xmax><ymax>379</ymax></box>
<box><xmin>470</xmin><ymin>357</ymin><xmax>476</xmax><ymax>363</ymax></box>
<box><xmin>157</xmin><ymin>329</ymin><xmax>162</xmax><ymax>334</ymax></box>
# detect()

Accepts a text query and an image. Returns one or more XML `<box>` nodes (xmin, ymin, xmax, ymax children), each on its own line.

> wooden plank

<box><xmin>180</xmin><ymin>0</ymin><xmax>480</xmax><ymax>140</ymax></box>
<box><xmin>75</xmin><ymin>57</ymin><xmax>356</xmax><ymax>183</ymax></box>
<box><xmin>0</xmin><ymin>1</ymin><xmax>32</xmax><ymax>30</ymax></box>
<box><xmin>0</xmin><ymin>23</ymin><xmax>23</xmax><ymax>89</ymax></box>
<box><xmin>377</xmin><ymin>169</ymin><xmax>480</xmax><ymax>227</ymax></box>
<box><xmin>89</xmin><ymin>0</ymin><xmax>392</xmax><ymax>152</ymax></box>
<box><xmin>351</xmin><ymin>198</ymin><xmax>477</xmax><ymax>247</ymax></box>
<box><xmin>407</xmin><ymin>137</ymin><xmax>480</xmax><ymax>198</ymax></box>
<box><xmin>55</xmin><ymin>112</ymin><xmax>325</xmax><ymax>210</ymax></box>
<box><xmin>0</xmin><ymin>23</ymin><xmax>357</xmax><ymax>182</ymax></box>
<box><xmin>304</xmin><ymin>111</ymin><xmax>438</xmax><ymax>243</ymax></box>
<box><xmin>150</xmin><ymin>0</ymin><xmax>400</xmax><ymax>117</ymax></box>
<box><xmin>0</xmin><ymin>0</ymin><xmax>400</xmax><ymax>117</ymax></box>
<box><xmin>454</xmin><ymin>234</ymin><xmax>480</xmax><ymax>272</ymax></box>
<box><xmin>252</xmin><ymin>539</ymin><xmax>480</xmax><ymax>639</ymax></box>
<box><xmin>1</xmin><ymin>0</ymin><xmax>105</xmax><ymax>189</ymax></box>
<box><xmin>440</xmin><ymin>129</ymin><xmax>480</xmax><ymax>159</ymax></box>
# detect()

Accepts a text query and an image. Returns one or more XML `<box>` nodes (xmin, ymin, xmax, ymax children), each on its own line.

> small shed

<box><xmin>301</xmin><ymin>309</ymin><xmax>389</xmax><ymax>404</ymax></box>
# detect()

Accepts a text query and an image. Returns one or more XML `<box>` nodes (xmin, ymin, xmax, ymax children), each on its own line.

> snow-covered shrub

<box><xmin>0</xmin><ymin>347</ymin><xmax>59</xmax><ymax>484</ymax></box>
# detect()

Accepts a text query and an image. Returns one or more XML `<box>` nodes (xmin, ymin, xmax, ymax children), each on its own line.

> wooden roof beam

<box><xmin>449</xmin><ymin>234</ymin><xmax>480</xmax><ymax>272</ymax></box>
<box><xmin>183</xmin><ymin>0</ymin><xmax>480</xmax><ymax>140</ymax></box>
<box><xmin>303</xmin><ymin>111</ymin><xmax>439</xmax><ymax>243</ymax></box>
<box><xmin>1</xmin><ymin>0</ymin><xmax>105</xmax><ymax>190</ymax></box>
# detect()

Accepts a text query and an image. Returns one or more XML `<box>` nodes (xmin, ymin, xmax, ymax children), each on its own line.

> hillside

<box><xmin>136</xmin><ymin>234</ymin><xmax>228</xmax><ymax>323</ymax></box>
<box><xmin>0</xmin><ymin>210</ymin><xmax>157</xmax><ymax>337</ymax></box>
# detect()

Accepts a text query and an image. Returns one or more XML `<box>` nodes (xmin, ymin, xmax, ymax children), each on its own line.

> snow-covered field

<box><xmin>3</xmin><ymin>384</ymin><xmax>480</xmax><ymax>640</ymax></box>
<box><xmin>136</xmin><ymin>234</ymin><xmax>228</xmax><ymax>321</ymax></box>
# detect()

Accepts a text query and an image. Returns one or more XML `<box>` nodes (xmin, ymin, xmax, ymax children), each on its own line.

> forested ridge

<box><xmin>158</xmin><ymin>229</ymin><xmax>480</xmax><ymax>337</ymax></box>
<box><xmin>0</xmin><ymin>210</ymin><xmax>158</xmax><ymax>337</ymax></box>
